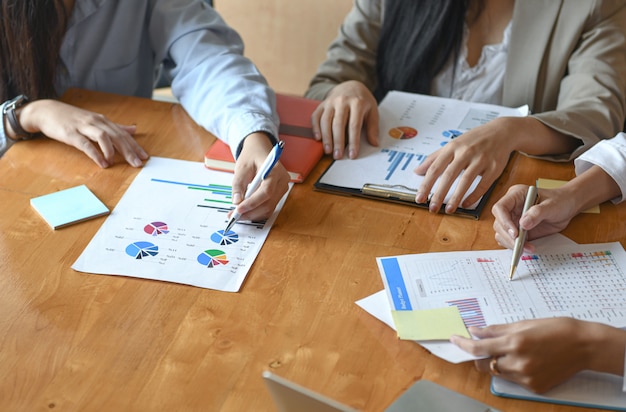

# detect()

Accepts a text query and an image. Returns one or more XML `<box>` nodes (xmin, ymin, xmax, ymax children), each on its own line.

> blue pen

<box><xmin>223</xmin><ymin>140</ymin><xmax>284</xmax><ymax>233</ymax></box>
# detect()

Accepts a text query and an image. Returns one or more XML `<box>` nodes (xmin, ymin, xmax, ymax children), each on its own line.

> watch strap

<box><xmin>3</xmin><ymin>95</ymin><xmax>37</xmax><ymax>141</ymax></box>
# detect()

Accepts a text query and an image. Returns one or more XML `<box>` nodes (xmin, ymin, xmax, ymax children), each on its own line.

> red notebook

<box><xmin>204</xmin><ymin>94</ymin><xmax>324</xmax><ymax>183</ymax></box>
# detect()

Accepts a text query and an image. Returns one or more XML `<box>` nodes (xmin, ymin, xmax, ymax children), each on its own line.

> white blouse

<box><xmin>432</xmin><ymin>21</ymin><xmax>512</xmax><ymax>105</ymax></box>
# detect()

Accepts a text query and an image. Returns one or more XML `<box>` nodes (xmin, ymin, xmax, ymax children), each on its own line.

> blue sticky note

<box><xmin>30</xmin><ymin>185</ymin><xmax>109</xmax><ymax>229</ymax></box>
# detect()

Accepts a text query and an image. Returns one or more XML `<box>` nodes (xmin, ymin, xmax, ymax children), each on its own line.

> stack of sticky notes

<box><xmin>30</xmin><ymin>184</ymin><xmax>109</xmax><ymax>229</ymax></box>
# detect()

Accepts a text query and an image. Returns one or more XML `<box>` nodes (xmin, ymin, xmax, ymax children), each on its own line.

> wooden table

<box><xmin>1</xmin><ymin>89</ymin><xmax>624</xmax><ymax>411</ymax></box>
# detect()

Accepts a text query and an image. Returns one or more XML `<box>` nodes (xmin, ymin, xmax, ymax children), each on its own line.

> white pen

<box><xmin>223</xmin><ymin>140</ymin><xmax>284</xmax><ymax>233</ymax></box>
<box><xmin>509</xmin><ymin>184</ymin><xmax>538</xmax><ymax>280</ymax></box>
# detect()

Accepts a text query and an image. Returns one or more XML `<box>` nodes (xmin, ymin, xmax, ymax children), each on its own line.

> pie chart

<box><xmin>126</xmin><ymin>241</ymin><xmax>159</xmax><ymax>259</ymax></box>
<box><xmin>388</xmin><ymin>126</ymin><xmax>417</xmax><ymax>140</ymax></box>
<box><xmin>197</xmin><ymin>249</ymin><xmax>229</xmax><ymax>268</ymax></box>
<box><xmin>211</xmin><ymin>229</ymin><xmax>239</xmax><ymax>245</ymax></box>
<box><xmin>144</xmin><ymin>221</ymin><xmax>169</xmax><ymax>236</ymax></box>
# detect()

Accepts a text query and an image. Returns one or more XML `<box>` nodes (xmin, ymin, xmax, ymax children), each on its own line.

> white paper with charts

<box><xmin>316</xmin><ymin>91</ymin><xmax>529</xmax><ymax>209</ymax></box>
<box><xmin>72</xmin><ymin>157</ymin><xmax>291</xmax><ymax>292</ymax></box>
<box><xmin>378</xmin><ymin>242</ymin><xmax>626</xmax><ymax>329</ymax></box>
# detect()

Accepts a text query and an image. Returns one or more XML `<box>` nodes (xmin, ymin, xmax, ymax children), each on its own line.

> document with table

<box><xmin>378</xmin><ymin>241</ymin><xmax>626</xmax><ymax>334</ymax></box>
<box><xmin>72</xmin><ymin>157</ymin><xmax>291</xmax><ymax>292</ymax></box>
<box><xmin>314</xmin><ymin>91</ymin><xmax>529</xmax><ymax>219</ymax></box>
<box><xmin>356</xmin><ymin>236</ymin><xmax>626</xmax><ymax>410</ymax></box>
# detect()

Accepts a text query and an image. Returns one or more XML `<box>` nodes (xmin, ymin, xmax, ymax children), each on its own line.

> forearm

<box><xmin>499</xmin><ymin>116</ymin><xmax>581</xmax><ymax>157</ymax></box>
<box><xmin>554</xmin><ymin>165</ymin><xmax>621</xmax><ymax>215</ymax></box>
<box><xmin>585</xmin><ymin>322</ymin><xmax>626</xmax><ymax>376</ymax></box>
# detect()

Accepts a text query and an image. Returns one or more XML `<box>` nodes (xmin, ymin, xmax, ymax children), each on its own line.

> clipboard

<box><xmin>491</xmin><ymin>373</ymin><xmax>626</xmax><ymax>411</ymax></box>
<box><xmin>314</xmin><ymin>174</ymin><xmax>498</xmax><ymax>220</ymax></box>
<box><xmin>311</xmin><ymin>91</ymin><xmax>528</xmax><ymax>220</ymax></box>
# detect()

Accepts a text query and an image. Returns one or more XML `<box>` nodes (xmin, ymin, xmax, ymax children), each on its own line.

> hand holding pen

<box><xmin>493</xmin><ymin>184</ymin><xmax>582</xmax><ymax>257</ymax></box>
<box><xmin>508</xmin><ymin>184</ymin><xmax>538</xmax><ymax>280</ymax></box>
<box><xmin>225</xmin><ymin>140</ymin><xmax>285</xmax><ymax>232</ymax></box>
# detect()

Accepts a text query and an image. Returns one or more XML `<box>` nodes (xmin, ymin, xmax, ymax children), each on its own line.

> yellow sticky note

<box><xmin>391</xmin><ymin>307</ymin><xmax>470</xmax><ymax>340</ymax></box>
<box><xmin>536</xmin><ymin>178</ymin><xmax>600</xmax><ymax>213</ymax></box>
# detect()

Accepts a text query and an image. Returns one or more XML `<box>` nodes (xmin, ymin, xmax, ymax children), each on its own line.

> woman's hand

<box><xmin>450</xmin><ymin>318</ymin><xmax>602</xmax><ymax>393</ymax></box>
<box><xmin>19</xmin><ymin>99</ymin><xmax>148</xmax><ymax>168</ymax></box>
<box><xmin>492</xmin><ymin>160</ymin><xmax>622</xmax><ymax>251</ymax></box>
<box><xmin>492</xmin><ymin>184</ymin><xmax>578</xmax><ymax>251</ymax></box>
<box><xmin>311</xmin><ymin>80</ymin><xmax>379</xmax><ymax>159</ymax></box>
<box><xmin>414</xmin><ymin>116</ymin><xmax>581</xmax><ymax>214</ymax></box>
<box><xmin>231</xmin><ymin>132</ymin><xmax>290</xmax><ymax>221</ymax></box>
<box><xmin>414</xmin><ymin>117</ymin><xmax>516</xmax><ymax>214</ymax></box>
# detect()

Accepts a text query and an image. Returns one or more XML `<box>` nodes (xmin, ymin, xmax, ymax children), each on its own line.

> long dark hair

<box><xmin>375</xmin><ymin>0</ymin><xmax>483</xmax><ymax>101</ymax></box>
<box><xmin>0</xmin><ymin>0</ymin><xmax>67</xmax><ymax>101</ymax></box>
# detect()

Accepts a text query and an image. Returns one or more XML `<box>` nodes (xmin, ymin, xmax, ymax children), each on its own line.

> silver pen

<box><xmin>509</xmin><ymin>185</ymin><xmax>538</xmax><ymax>280</ymax></box>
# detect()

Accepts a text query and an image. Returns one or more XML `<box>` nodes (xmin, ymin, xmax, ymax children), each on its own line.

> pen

<box><xmin>509</xmin><ymin>184</ymin><xmax>538</xmax><ymax>280</ymax></box>
<box><xmin>223</xmin><ymin>140</ymin><xmax>284</xmax><ymax>233</ymax></box>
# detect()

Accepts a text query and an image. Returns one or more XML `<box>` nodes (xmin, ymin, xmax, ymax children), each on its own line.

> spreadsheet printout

<box><xmin>378</xmin><ymin>242</ymin><xmax>626</xmax><ymax>328</ymax></box>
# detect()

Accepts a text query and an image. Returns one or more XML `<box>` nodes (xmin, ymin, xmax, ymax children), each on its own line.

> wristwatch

<box><xmin>2</xmin><ymin>94</ymin><xmax>37</xmax><ymax>140</ymax></box>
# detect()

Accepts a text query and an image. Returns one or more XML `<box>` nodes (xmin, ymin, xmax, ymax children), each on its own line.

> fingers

<box><xmin>233</xmin><ymin>163</ymin><xmax>290</xmax><ymax>221</ymax></box>
<box><xmin>450</xmin><ymin>325</ymin><xmax>513</xmax><ymax>375</ymax></box>
<box><xmin>331</xmin><ymin>104</ymin><xmax>349</xmax><ymax>159</ymax></box>
<box><xmin>474</xmin><ymin>356</ymin><xmax>503</xmax><ymax>376</ymax></box>
<box><xmin>459</xmin><ymin>167</ymin><xmax>500</xmax><ymax>210</ymax></box>
<box><xmin>76</xmin><ymin>121</ymin><xmax>147</xmax><ymax>168</ymax></box>
<box><xmin>414</xmin><ymin>154</ymin><xmax>438</xmax><ymax>204</ymax></box>
<box><xmin>364</xmin><ymin>107</ymin><xmax>379</xmax><ymax>148</ymax></box>
<box><xmin>108</xmin><ymin>125</ymin><xmax>149</xmax><ymax>167</ymax></box>
<box><xmin>452</xmin><ymin>325</ymin><xmax>514</xmax><ymax>353</ymax></box>
<box><xmin>449</xmin><ymin>333</ymin><xmax>502</xmax><ymax>359</ymax></box>
<box><xmin>413</xmin><ymin>124</ymin><xmax>515</xmax><ymax>214</ymax></box>
<box><xmin>232</xmin><ymin>134</ymin><xmax>290</xmax><ymax>220</ymax></box>
<box><xmin>345</xmin><ymin>95</ymin><xmax>380</xmax><ymax>158</ymax></box>
<box><xmin>311</xmin><ymin>104</ymin><xmax>333</xmax><ymax>155</ymax></box>
<box><xmin>313</xmin><ymin>102</ymin><xmax>345</xmax><ymax>158</ymax></box>
<box><xmin>492</xmin><ymin>184</ymin><xmax>575</xmax><ymax>249</ymax></box>
<box><xmin>65</xmin><ymin>132</ymin><xmax>109</xmax><ymax>168</ymax></box>
<box><xmin>231</xmin><ymin>134</ymin><xmax>267</xmax><ymax>207</ymax></box>
<box><xmin>492</xmin><ymin>186</ymin><xmax>524</xmax><ymax>230</ymax></box>
<box><xmin>230</xmin><ymin>159</ymin><xmax>254</xmax><ymax>207</ymax></box>
<box><xmin>415</xmin><ymin>150</ymin><xmax>457</xmax><ymax>213</ymax></box>
<box><xmin>311</xmin><ymin>81</ymin><xmax>378</xmax><ymax>159</ymax></box>
<box><xmin>27</xmin><ymin>100</ymin><xmax>148</xmax><ymax>168</ymax></box>
<box><xmin>448</xmin><ymin>165</ymin><xmax>496</xmax><ymax>214</ymax></box>
<box><xmin>315</xmin><ymin>99</ymin><xmax>363</xmax><ymax>160</ymax></box>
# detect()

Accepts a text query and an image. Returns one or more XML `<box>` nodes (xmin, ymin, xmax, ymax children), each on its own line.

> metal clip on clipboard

<box><xmin>361</xmin><ymin>183</ymin><xmax>429</xmax><ymax>205</ymax></box>
<box><xmin>361</xmin><ymin>183</ymin><xmax>482</xmax><ymax>219</ymax></box>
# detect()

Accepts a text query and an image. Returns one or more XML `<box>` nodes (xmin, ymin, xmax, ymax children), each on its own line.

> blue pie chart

<box><xmin>126</xmin><ymin>241</ymin><xmax>159</xmax><ymax>259</ymax></box>
<box><xmin>211</xmin><ymin>230</ymin><xmax>239</xmax><ymax>246</ymax></box>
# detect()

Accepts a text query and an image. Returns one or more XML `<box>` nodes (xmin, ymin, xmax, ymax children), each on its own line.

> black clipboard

<box><xmin>314</xmin><ymin>161</ymin><xmax>498</xmax><ymax>220</ymax></box>
<box><xmin>310</xmin><ymin>92</ymin><xmax>528</xmax><ymax>219</ymax></box>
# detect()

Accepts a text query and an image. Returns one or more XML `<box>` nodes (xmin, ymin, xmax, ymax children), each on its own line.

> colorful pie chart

<box><xmin>197</xmin><ymin>249</ymin><xmax>229</xmax><ymax>268</ymax></box>
<box><xmin>144</xmin><ymin>221</ymin><xmax>169</xmax><ymax>236</ymax></box>
<box><xmin>126</xmin><ymin>241</ymin><xmax>159</xmax><ymax>259</ymax></box>
<box><xmin>211</xmin><ymin>230</ymin><xmax>239</xmax><ymax>246</ymax></box>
